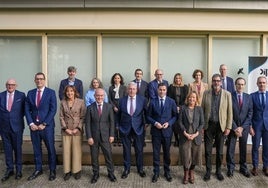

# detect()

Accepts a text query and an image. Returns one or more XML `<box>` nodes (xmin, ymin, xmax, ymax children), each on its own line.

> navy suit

<box><xmin>226</xmin><ymin>92</ymin><xmax>253</xmax><ymax>172</ymax></box>
<box><xmin>147</xmin><ymin>96</ymin><xmax>177</xmax><ymax>175</ymax></box>
<box><xmin>223</xmin><ymin>76</ymin><xmax>235</xmax><ymax>94</ymax></box>
<box><xmin>250</xmin><ymin>91</ymin><xmax>268</xmax><ymax>169</ymax></box>
<box><xmin>118</xmin><ymin>95</ymin><xmax>148</xmax><ymax>172</ymax></box>
<box><xmin>148</xmin><ymin>79</ymin><xmax>169</xmax><ymax>100</ymax></box>
<box><xmin>133</xmin><ymin>79</ymin><xmax>149</xmax><ymax>99</ymax></box>
<box><xmin>25</xmin><ymin>87</ymin><xmax>57</xmax><ymax>172</ymax></box>
<box><xmin>58</xmin><ymin>78</ymin><xmax>83</xmax><ymax>100</ymax></box>
<box><xmin>0</xmin><ymin>90</ymin><xmax>25</xmax><ymax>173</ymax></box>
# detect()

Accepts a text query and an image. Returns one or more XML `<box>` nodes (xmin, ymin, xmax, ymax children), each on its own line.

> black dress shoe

<box><xmin>91</xmin><ymin>174</ymin><xmax>99</xmax><ymax>184</ymax></box>
<box><xmin>138</xmin><ymin>170</ymin><xmax>146</xmax><ymax>178</ymax></box>
<box><xmin>240</xmin><ymin>170</ymin><xmax>250</xmax><ymax>178</ymax></box>
<box><xmin>28</xmin><ymin>170</ymin><xmax>43</xmax><ymax>181</ymax></box>
<box><xmin>49</xmin><ymin>170</ymin><xmax>56</xmax><ymax>181</ymax></box>
<box><xmin>164</xmin><ymin>173</ymin><xmax>172</xmax><ymax>182</ymax></box>
<box><xmin>203</xmin><ymin>171</ymin><xmax>211</xmax><ymax>181</ymax></box>
<box><xmin>1</xmin><ymin>171</ymin><xmax>14</xmax><ymax>182</ymax></box>
<box><xmin>74</xmin><ymin>171</ymin><xmax>81</xmax><ymax>180</ymax></box>
<box><xmin>121</xmin><ymin>170</ymin><xmax>130</xmax><ymax>179</ymax></box>
<box><xmin>64</xmin><ymin>172</ymin><xmax>72</xmax><ymax>181</ymax></box>
<box><xmin>108</xmin><ymin>173</ymin><xmax>117</xmax><ymax>182</ymax></box>
<box><xmin>216</xmin><ymin>172</ymin><xmax>224</xmax><ymax>181</ymax></box>
<box><xmin>227</xmin><ymin>169</ymin><xmax>233</xmax><ymax>177</ymax></box>
<box><xmin>15</xmin><ymin>172</ymin><xmax>22</xmax><ymax>180</ymax></box>
<box><xmin>152</xmin><ymin>174</ymin><xmax>159</xmax><ymax>183</ymax></box>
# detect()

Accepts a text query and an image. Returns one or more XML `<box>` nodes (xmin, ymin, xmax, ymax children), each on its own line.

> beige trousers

<box><xmin>62</xmin><ymin>135</ymin><xmax>82</xmax><ymax>174</ymax></box>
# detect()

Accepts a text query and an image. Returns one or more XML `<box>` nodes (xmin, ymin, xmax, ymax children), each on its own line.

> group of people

<box><xmin>0</xmin><ymin>64</ymin><xmax>268</xmax><ymax>185</ymax></box>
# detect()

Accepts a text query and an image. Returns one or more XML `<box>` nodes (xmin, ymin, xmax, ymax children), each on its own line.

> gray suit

<box><xmin>85</xmin><ymin>102</ymin><xmax>115</xmax><ymax>174</ymax></box>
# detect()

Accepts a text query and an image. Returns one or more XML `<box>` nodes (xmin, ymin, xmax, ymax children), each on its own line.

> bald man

<box><xmin>0</xmin><ymin>79</ymin><xmax>26</xmax><ymax>181</ymax></box>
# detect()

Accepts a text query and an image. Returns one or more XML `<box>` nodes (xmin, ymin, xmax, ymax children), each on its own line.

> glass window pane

<box><xmin>102</xmin><ymin>37</ymin><xmax>150</xmax><ymax>88</ymax></box>
<box><xmin>158</xmin><ymin>37</ymin><xmax>207</xmax><ymax>85</ymax></box>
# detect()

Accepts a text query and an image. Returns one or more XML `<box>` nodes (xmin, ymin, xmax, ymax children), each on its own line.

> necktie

<box><xmin>130</xmin><ymin>97</ymin><xmax>134</xmax><ymax>116</ymax></box>
<box><xmin>262</xmin><ymin>92</ymin><xmax>266</xmax><ymax>109</ymax></box>
<box><xmin>238</xmin><ymin>94</ymin><xmax>242</xmax><ymax>108</ymax></box>
<box><xmin>222</xmin><ymin>78</ymin><xmax>225</xmax><ymax>89</ymax></box>
<box><xmin>98</xmin><ymin>104</ymin><xmax>102</xmax><ymax>117</ymax></box>
<box><xmin>7</xmin><ymin>93</ymin><xmax>13</xmax><ymax>112</ymax></box>
<box><xmin>160</xmin><ymin>98</ymin><xmax>164</xmax><ymax>111</ymax></box>
<box><xmin>137</xmin><ymin>82</ymin><xmax>140</xmax><ymax>93</ymax></box>
<box><xmin>37</xmin><ymin>89</ymin><xmax>41</xmax><ymax>107</ymax></box>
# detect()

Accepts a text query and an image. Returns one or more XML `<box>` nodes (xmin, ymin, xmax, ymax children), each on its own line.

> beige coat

<box><xmin>60</xmin><ymin>98</ymin><xmax>86</xmax><ymax>136</ymax></box>
<box><xmin>201</xmin><ymin>89</ymin><xmax>233</xmax><ymax>132</ymax></box>
<box><xmin>188</xmin><ymin>81</ymin><xmax>208</xmax><ymax>105</ymax></box>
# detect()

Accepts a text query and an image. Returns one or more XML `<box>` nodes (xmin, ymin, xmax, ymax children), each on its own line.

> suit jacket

<box><xmin>25</xmin><ymin>87</ymin><xmax>57</xmax><ymax>128</ymax></box>
<box><xmin>224</xmin><ymin>76</ymin><xmax>235</xmax><ymax>94</ymax></box>
<box><xmin>85</xmin><ymin>102</ymin><xmax>115</xmax><ymax>142</ymax></box>
<box><xmin>133</xmin><ymin>79</ymin><xmax>149</xmax><ymax>99</ymax></box>
<box><xmin>117</xmin><ymin>95</ymin><xmax>148</xmax><ymax>136</ymax></box>
<box><xmin>188</xmin><ymin>81</ymin><xmax>208</xmax><ymax>104</ymax></box>
<box><xmin>59</xmin><ymin>78</ymin><xmax>83</xmax><ymax>100</ymax></box>
<box><xmin>59</xmin><ymin>98</ymin><xmax>86</xmax><ymax>136</ymax></box>
<box><xmin>147</xmin><ymin>96</ymin><xmax>177</xmax><ymax>137</ymax></box>
<box><xmin>231</xmin><ymin>92</ymin><xmax>253</xmax><ymax>130</ymax></box>
<box><xmin>148</xmin><ymin>79</ymin><xmax>169</xmax><ymax>99</ymax></box>
<box><xmin>178</xmin><ymin>105</ymin><xmax>204</xmax><ymax>145</ymax></box>
<box><xmin>201</xmin><ymin>89</ymin><xmax>233</xmax><ymax>132</ymax></box>
<box><xmin>0</xmin><ymin>90</ymin><xmax>25</xmax><ymax>133</ymax></box>
<box><xmin>251</xmin><ymin>91</ymin><xmax>268</xmax><ymax>131</ymax></box>
<box><xmin>167</xmin><ymin>84</ymin><xmax>188</xmax><ymax>107</ymax></box>
<box><xmin>108</xmin><ymin>85</ymin><xmax>127</xmax><ymax>108</ymax></box>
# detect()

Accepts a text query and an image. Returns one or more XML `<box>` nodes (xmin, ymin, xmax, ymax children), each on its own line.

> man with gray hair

<box><xmin>117</xmin><ymin>82</ymin><xmax>148</xmax><ymax>179</ymax></box>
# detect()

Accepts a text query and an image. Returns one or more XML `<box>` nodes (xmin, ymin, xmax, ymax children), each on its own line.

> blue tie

<box><xmin>262</xmin><ymin>93</ymin><xmax>266</xmax><ymax>109</ymax></box>
<box><xmin>160</xmin><ymin>98</ymin><xmax>164</xmax><ymax>111</ymax></box>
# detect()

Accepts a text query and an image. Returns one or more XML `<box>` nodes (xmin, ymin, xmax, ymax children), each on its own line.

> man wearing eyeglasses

<box><xmin>201</xmin><ymin>73</ymin><xmax>232</xmax><ymax>182</ymax></box>
<box><xmin>0</xmin><ymin>79</ymin><xmax>25</xmax><ymax>182</ymax></box>
<box><xmin>148</xmin><ymin>69</ymin><xmax>169</xmax><ymax>100</ymax></box>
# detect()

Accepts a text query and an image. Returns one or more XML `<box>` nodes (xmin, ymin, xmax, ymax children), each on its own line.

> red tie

<box><xmin>98</xmin><ymin>104</ymin><xmax>102</xmax><ymax>117</ymax></box>
<box><xmin>37</xmin><ymin>89</ymin><xmax>41</xmax><ymax>107</ymax></box>
<box><xmin>137</xmin><ymin>82</ymin><xmax>140</xmax><ymax>93</ymax></box>
<box><xmin>7</xmin><ymin>93</ymin><xmax>13</xmax><ymax>112</ymax></box>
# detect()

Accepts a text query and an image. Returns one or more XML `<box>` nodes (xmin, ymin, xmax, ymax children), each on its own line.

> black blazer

<box><xmin>108</xmin><ymin>85</ymin><xmax>127</xmax><ymax>109</ymax></box>
<box><xmin>178</xmin><ymin>105</ymin><xmax>204</xmax><ymax>145</ymax></box>
<box><xmin>167</xmin><ymin>84</ymin><xmax>188</xmax><ymax>107</ymax></box>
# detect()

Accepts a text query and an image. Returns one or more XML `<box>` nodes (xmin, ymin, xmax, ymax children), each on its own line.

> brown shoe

<box><xmin>189</xmin><ymin>170</ymin><xmax>194</xmax><ymax>184</ymax></box>
<box><xmin>183</xmin><ymin>170</ymin><xmax>189</xmax><ymax>184</ymax></box>
<box><xmin>251</xmin><ymin>167</ymin><xmax>258</xmax><ymax>176</ymax></box>
<box><xmin>263</xmin><ymin>168</ymin><xmax>268</xmax><ymax>176</ymax></box>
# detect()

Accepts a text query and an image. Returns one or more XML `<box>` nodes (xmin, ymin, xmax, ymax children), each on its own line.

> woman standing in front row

<box><xmin>59</xmin><ymin>85</ymin><xmax>86</xmax><ymax>181</ymax></box>
<box><xmin>178</xmin><ymin>91</ymin><xmax>204</xmax><ymax>184</ymax></box>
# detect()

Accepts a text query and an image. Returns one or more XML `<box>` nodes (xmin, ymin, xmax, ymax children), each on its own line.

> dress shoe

<box><xmin>138</xmin><ymin>170</ymin><xmax>146</xmax><ymax>178</ymax></box>
<box><xmin>27</xmin><ymin>170</ymin><xmax>43</xmax><ymax>181</ymax></box>
<box><xmin>240</xmin><ymin>170</ymin><xmax>250</xmax><ymax>178</ymax></box>
<box><xmin>121</xmin><ymin>170</ymin><xmax>130</xmax><ymax>179</ymax></box>
<box><xmin>203</xmin><ymin>171</ymin><xmax>211</xmax><ymax>181</ymax></box>
<box><xmin>91</xmin><ymin>174</ymin><xmax>99</xmax><ymax>184</ymax></box>
<box><xmin>74</xmin><ymin>171</ymin><xmax>81</xmax><ymax>180</ymax></box>
<box><xmin>251</xmin><ymin>167</ymin><xmax>258</xmax><ymax>176</ymax></box>
<box><xmin>108</xmin><ymin>173</ymin><xmax>117</xmax><ymax>182</ymax></box>
<box><xmin>152</xmin><ymin>174</ymin><xmax>159</xmax><ymax>183</ymax></box>
<box><xmin>227</xmin><ymin>169</ymin><xmax>233</xmax><ymax>177</ymax></box>
<box><xmin>216</xmin><ymin>172</ymin><xmax>224</xmax><ymax>181</ymax></box>
<box><xmin>15</xmin><ymin>172</ymin><xmax>22</xmax><ymax>180</ymax></box>
<box><xmin>1</xmin><ymin>170</ymin><xmax>14</xmax><ymax>182</ymax></box>
<box><xmin>49</xmin><ymin>170</ymin><xmax>56</xmax><ymax>181</ymax></box>
<box><xmin>164</xmin><ymin>173</ymin><xmax>172</xmax><ymax>182</ymax></box>
<box><xmin>64</xmin><ymin>172</ymin><xmax>72</xmax><ymax>181</ymax></box>
<box><xmin>263</xmin><ymin>168</ymin><xmax>268</xmax><ymax>176</ymax></box>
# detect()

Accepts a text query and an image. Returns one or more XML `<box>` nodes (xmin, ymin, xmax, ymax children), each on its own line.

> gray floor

<box><xmin>1</xmin><ymin>153</ymin><xmax>268</xmax><ymax>188</ymax></box>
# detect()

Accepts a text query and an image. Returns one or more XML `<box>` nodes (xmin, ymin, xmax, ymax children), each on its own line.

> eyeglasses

<box><xmin>212</xmin><ymin>80</ymin><xmax>221</xmax><ymax>82</ymax></box>
<box><xmin>6</xmin><ymin>84</ymin><xmax>16</xmax><ymax>86</ymax></box>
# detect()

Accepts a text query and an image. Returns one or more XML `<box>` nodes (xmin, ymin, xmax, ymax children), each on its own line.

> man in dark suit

<box><xmin>85</xmin><ymin>88</ymin><xmax>117</xmax><ymax>184</ymax></box>
<box><xmin>147</xmin><ymin>83</ymin><xmax>177</xmax><ymax>183</ymax></box>
<box><xmin>118</xmin><ymin>82</ymin><xmax>148</xmax><ymax>179</ymax></box>
<box><xmin>0</xmin><ymin>79</ymin><xmax>25</xmax><ymax>181</ymax></box>
<box><xmin>59</xmin><ymin>66</ymin><xmax>83</xmax><ymax>100</ymax></box>
<box><xmin>219</xmin><ymin>64</ymin><xmax>235</xmax><ymax>93</ymax></box>
<box><xmin>148</xmin><ymin>69</ymin><xmax>169</xmax><ymax>100</ymax></box>
<box><xmin>25</xmin><ymin>72</ymin><xmax>57</xmax><ymax>181</ymax></box>
<box><xmin>133</xmin><ymin>68</ymin><xmax>149</xmax><ymax>146</ymax></box>
<box><xmin>226</xmin><ymin>77</ymin><xmax>252</xmax><ymax>178</ymax></box>
<box><xmin>250</xmin><ymin>76</ymin><xmax>268</xmax><ymax>177</ymax></box>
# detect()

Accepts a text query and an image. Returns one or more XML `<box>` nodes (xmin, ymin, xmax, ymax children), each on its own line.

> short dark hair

<box><xmin>235</xmin><ymin>77</ymin><xmax>246</xmax><ymax>85</ymax></box>
<box><xmin>134</xmin><ymin>68</ymin><xmax>143</xmax><ymax>75</ymax></box>
<box><xmin>158</xmin><ymin>83</ymin><xmax>167</xmax><ymax>89</ymax></box>
<box><xmin>35</xmin><ymin>72</ymin><xmax>46</xmax><ymax>80</ymax></box>
<box><xmin>192</xmin><ymin>69</ymin><xmax>204</xmax><ymax>79</ymax></box>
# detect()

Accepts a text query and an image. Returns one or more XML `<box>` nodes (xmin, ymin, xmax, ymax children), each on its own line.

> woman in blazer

<box><xmin>108</xmin><ymin>73</ymin><xmax>127</xmax><ymax>146</ymax></box>
<box><xmin>188</xmin><ymin>69</ymin><xmax>208</xmax><ymax>105</ymax></box>
<box><xmin>167</xmin><ymin>73</ymin><xmax>188</xmax><ymax>147</ymax></box>
<box><xmin>59</xmin><ymin>85</ymin><xmax>86</xmax><ymax>181</ymax></box>
<box><xmin>178</xmin><ymin>91</ymin><xmax>204</xmax><ymax>184</ymax></box>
